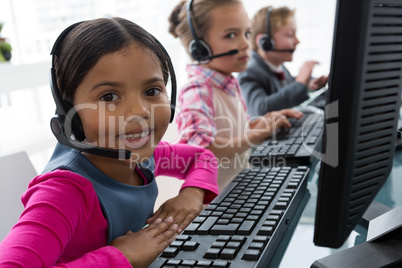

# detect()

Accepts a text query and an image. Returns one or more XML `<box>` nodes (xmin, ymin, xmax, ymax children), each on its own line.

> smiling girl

<box><xmin>0</xmin><ymin>17</ymin><xmax>218</xmax><ymax>268</ymax></box>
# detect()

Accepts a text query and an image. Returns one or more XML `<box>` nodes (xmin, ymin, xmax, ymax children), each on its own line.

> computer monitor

<box><xmin>313</xmin><ymin>0</ymin><xmax>402</xmax><ymax>248</ymax></box>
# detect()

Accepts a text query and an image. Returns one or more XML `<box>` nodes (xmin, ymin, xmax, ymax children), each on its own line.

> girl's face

<box><xmin>268</xmin><ymin>17</ymin><xmax>300</xmax><ymax>65</ymax></box>
<box><xmin>203</xmin><ymin>3</ymin><xmax>251</xmax><ymax>76</ymax></box>
<box><xmin>73</xmin><ymin>43</ymin><xmax>171</xmax><ymax>163</ymax></box>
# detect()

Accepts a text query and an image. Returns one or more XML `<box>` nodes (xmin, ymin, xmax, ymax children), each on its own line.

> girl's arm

<box><xmin>149</xmin><ymin>141</ymin><xmax>219</xmax><ymax>232</ymax></box>
<box><xmin>176</xmin><ymin>81</ymin><xmax>302</xmax><ymax>160</ymax></box>
<box><xmin>206</xmin><ymin>109</ymin><xmax>303</xmax><ymax>159</ymax></box>
<box><xmin>153</xmin><ymin>141</ymin><xmax>219</xmax><ymax>203</ymax></box>
<box><xmin>0</xmin><ymin>171</ymin><xmax>131</xmax><ymax>268</ymax></box>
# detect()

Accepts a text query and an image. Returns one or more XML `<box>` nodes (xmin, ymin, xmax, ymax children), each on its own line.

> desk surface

<box><xmin>274</xmin><ymin>148</ymin><xmax>402</xmax><ymax>267</ymax></box>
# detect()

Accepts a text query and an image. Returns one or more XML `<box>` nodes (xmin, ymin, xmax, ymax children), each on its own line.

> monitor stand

<box><xmin>311</xmin><ymin>202</ymin><xmax>402</xmax><ymax>268</ymax></box>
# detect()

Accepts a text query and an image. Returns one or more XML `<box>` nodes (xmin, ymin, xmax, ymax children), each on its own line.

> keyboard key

<box><xmin>197</xmin><ymin>216</ymin><xmax>218</xmax><ymax>235</ymax></box>
<box><xmin>226</xmin><ymin>241</ymin><xmax>241</xmax><ymax>249</ymax></box>
<box><xmin>211</xmin><ymin>260</ymin><xmax>230</xmax><ymax>268</ymax></box>
<box><xmin>204</xmin><ymin>248</ymin><xmax>221</xmax><ymax>259</ymax></box>
<box><xmin>266</xmin><ymin>214</ymin><xmax>280</xmax><ymax>221</ymax></box>
<box><xmin>258</xmin><ymin>225</ymin><xmax>274</xmax><ymax>235</ymax></box>
<box><xmin>220</xmin><ymin>248</ymin><xmax>237</xmax><ymax>260</ymax></box>
<box><xmin>216</xmin><ymin>235</ymin><xmax>231</xmax><ymax>242</ymax></box>
<box><xmin>181</xmin><ymin>259</ymin><xmax>197</xmax><ymax>267</ymax></box>
<box><xmin>230</xmin><ymin>236</ymin><xmax>247</xmax><ymax>247</ymax></box>
<box><xmin>182</xmin><ymin>241</ymin><xmax>199</xmax><ymax>251</ymax></box>
<box><xmin>263</xmin><ymin>220</ymin><xmax>277</xmax><ymax>228</ymax></box>
<box><xmin>253</xmin><ymin>235</ymin><xmax>270</xmax><ymax>245</ymax></box>
<box><xmin>170</xmin><ymin>240</ymin><xmax>184</xmax><ymax>249</ymax></box>
<box><xmin>176</xmin><ymin>234</ymin><xmax>191</xmax><ymax>241</ymax></box>
<box><xmin>161</xmin><ymin>247</ymin><xmax>179</xmax><ymax>258</ymax></box>
<box><xmin>237</xmin><ymin>220</ymin><xmax>256</xmax><ymax>235</ymax></box>
<box><xmin>165</xmin><ymin>259</ymin><xmax>182</xmax><ymax>266</ymax></box>
<box><xmin>230</xmin><ymin>218</ymin><xmax>243</xmax><ymax>224</ymax></box>
<box><xmin>210</xmin><ymin>224</ymin><xmax>239</xmax><ymax>235</ymax></box>
<box><xmin>249</xmin><ymin>242</ymin><xmax>265</xmax><ymax>250</ymax></box>
<box><xmin>183</xmin><ymin>223</ymin><xmax>200</xmax><ymax>234</ymax></box>
<box><xmin>216</xmin><ymin>219</ymin><xmax>229</xmax><ymax>225</ymax></box>
<box><xmin>274</xmin><ymin>201</ymin><xmax>288</xmax><ymax>210</ymax></box>
<box><xmin>211</xmin><ymin>241</ymin><xmax>226</xmax><ymax>248</ymax></box>
<box><xmin>195</xmin><ymin>260</ymin><xmax>213</xmax><ymax>267</ymax></box>
<box><xmin>242</xmin><ymin>249</ymin><xmax>261</xmax><ymax>260</ymax></box>
<box><xmin>287</xmin><ymin>182</ymin><xmax>299</xmax><ymax>189</ymax></box>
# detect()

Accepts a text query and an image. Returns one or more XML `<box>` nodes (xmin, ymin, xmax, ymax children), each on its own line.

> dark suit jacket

<box><xmin>238</xmin><ymin>51</ymin><xmax>308</xmax><ymax>116</ymax></box>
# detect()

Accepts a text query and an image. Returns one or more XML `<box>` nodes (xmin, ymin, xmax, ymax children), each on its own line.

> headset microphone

<box><xmin>203</xmin><ymin>49</ymin><xmax>239</xmax><ymax>61</ymax></box>
<box><xmin>271</xmin><ymin>48</ymin><xmax>295</xmax><ymax>53</ymax></box>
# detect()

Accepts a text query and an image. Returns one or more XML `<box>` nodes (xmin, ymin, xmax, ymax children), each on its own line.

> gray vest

<box><xmin>42</xmin><ymin>143</ymin><xmax>158</xmax><ymax>243</ymax></box>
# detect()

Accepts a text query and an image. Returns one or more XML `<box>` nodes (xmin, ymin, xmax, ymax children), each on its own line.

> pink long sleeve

<box><xmin>154</xmin><ymin>141</ymin><xmax>219</xmax><ymax>203</ymax></box>
<box><xmin>0</xmin><ymin>170</ymin><xmax>130</xmax><ymax>268</ymax></box>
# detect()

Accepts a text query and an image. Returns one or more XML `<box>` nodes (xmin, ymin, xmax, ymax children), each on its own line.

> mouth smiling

<box><xmin>119</xmin><ymin>130</ymin><xmax>151</xmax><ymax>140</ymax></box>
<box><xmin>118</xmin><ymin>129</ymin><xmax>152</xmax><ymax>148</ymax></box>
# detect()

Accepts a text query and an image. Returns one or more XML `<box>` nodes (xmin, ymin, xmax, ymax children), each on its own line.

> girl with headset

<box><xmin>0</xmin><ymin>17</ymin><xmax>218</xmax><ymax>268</ymax></box>
<box><xmin>238</xmin><ymin>6</ymin><xmax>329</xmax><ymax>116</ymax></box>
<box><xmin>168</xmin><ymin>0</ymin><xmax>302</xmax><ymax>191</ymax></box>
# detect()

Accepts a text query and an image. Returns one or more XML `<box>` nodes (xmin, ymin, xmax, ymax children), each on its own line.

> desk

<box><xmin>273</xmin><ymin>148</ymin><xmax>402</xmax><ymax>267</ymax></box>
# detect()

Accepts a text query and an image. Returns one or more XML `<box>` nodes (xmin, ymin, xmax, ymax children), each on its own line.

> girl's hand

<box><xmin>110</xmin><ymin>217</ymin><xmax>178</xmax><ymax>268</ymax></box>
<box><xmin>248</xmin><ymin>109</ymin><xmax>303</xmax><ymax>145</ymax></box>
<box><xmin>147</xmin><ymin>187</ymin><xmax>205</xmax><ymax>233</ymax></box>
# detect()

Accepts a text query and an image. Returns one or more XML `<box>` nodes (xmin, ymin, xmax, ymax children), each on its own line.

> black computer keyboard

<box><xmin>249</xmin><ymin>112</ymin><xmax>323</xmax><ymax>166</ymax></box>
<box><xmin>308</xmin><ymin>89</ymin><xmax>327</xmax><ymax>110</ymax></box>
<box><xmin>150</xmin><ymin>166</ymin><xmax>310</xmax><ymax>268</ymax></box>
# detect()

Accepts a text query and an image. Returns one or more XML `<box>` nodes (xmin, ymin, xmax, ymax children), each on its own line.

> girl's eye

<box><xmin>225</xmin><ymin>33</ymin><xmax>236</xmax><ymax>39</ymax></box>
<box><xmin>245</xmin><ymin>31</ymin><xmax>251</xmax><ymax>38</ymax></box>
<box><xmin>145</xmin><ymin>88</ymin><xmax>161</xmax><ymax>97</ymax></box>
<box><xmin>101</xmin><ymin>93</ymin><xmax>118</xmax><ymax>102</ymax></box>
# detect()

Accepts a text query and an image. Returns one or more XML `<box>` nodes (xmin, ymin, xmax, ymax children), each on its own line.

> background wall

<box><xmin>0</xmin><ymin>0</ymin><xmax>336</xmax><ymax>170</ymax></box>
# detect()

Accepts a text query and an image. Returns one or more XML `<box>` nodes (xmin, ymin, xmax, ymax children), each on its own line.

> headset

<box><xmin>49</xmin><ymin>20</ymin><xmax>177</xmax><ymax>159</ymax></box>
<box><xmin>187</xmin><ymin>0</ymin><xmax>238</xmax><ymax>63</ymax></box>
<box><xmin>259</xmin><ymin>7</ymin><xmax>275</xmax><ymax>52</ymax></box>
<box><xmin>259</xmin><ymin>7</ymin><xmax>295</xmax><ymax>53</ymax></box>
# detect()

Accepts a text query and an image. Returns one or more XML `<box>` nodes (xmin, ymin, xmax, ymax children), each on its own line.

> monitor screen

<box><xmin>313</xmin><ymin>0</ymin><xmax>402</xmax><ymax>248</ymax></box>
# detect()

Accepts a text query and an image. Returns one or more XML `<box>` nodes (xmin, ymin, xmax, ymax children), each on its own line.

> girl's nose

<box><xmin>241</xmin><ymin>35</ymin><xmax>250</xmax><ymax>50</ymax></box>
<box><xmin>125</xmin><ymin>94</ymin><xmax>150</xmax><ymax>122</ymax></box>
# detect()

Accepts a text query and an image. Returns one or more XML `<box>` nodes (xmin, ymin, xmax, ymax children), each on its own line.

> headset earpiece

<box><xmin>259</xmin><ymin>33</ymin><xmax>275</xmax><ymax>52</ymax></box>
<box><xmin>188</xmin><ymin>39</ymin><xmax>212</xmax><ymax>63</ymax></box>
<box><xmin>259</xmin><ymin>7</ymin><xmax>275</xmax><ymax>52</ymax></box>
<box><xmin>187</xmin><ymin>0</ymin><xmax>213</xmax><ymax>63</ymax></box>
<box><xmin>50</xmin><ymin>52</ymin><xmax>86</xmax><ymax>142</ymax></box>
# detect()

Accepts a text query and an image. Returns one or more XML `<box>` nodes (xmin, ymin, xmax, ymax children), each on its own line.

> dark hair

<box><xmin>53</xmin><ymin>17</ymin><xmax>171</xmax><ymax>103</ymax></box>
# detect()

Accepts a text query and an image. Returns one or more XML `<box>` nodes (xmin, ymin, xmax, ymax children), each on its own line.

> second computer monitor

<box><xmin>313</xmin><ymin>0</ymin><xmax>402</xmax><ymax>248</ymax></box>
